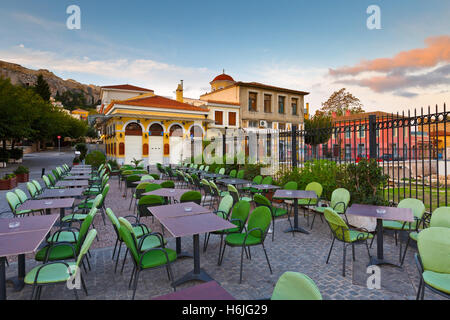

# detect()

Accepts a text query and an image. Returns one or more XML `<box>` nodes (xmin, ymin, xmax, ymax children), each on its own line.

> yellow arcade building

<box><xmin>99</xmin><ymin>84</ymin><xmax>210</xmax><ymax>166</ymax></box>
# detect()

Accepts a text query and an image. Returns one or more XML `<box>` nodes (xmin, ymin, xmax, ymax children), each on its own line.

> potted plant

<box><xmin>131</xmin><ymin>158</ymin><xmax>143</xmax><ymax>168</ymax></box>
<box><xmin>0</xmin><ymin>174</ymin><xmax>17</xmax><ymax>190</ymax></box>
<box><xmin>9</xmin><ymin>148</ymin><xmax>23</xmax><ymax>163</ymax></box>
<box><xmin>0</xmin><ymin>149</ymin><xmax>9</xmax><ymax>168</ymax></box>
<box><xmin>14</xmin><ymin>166</ymin><xmax>29</xmax><ymax>183</ymax></box>
<box><xmin>73</xmin><ymin>157</ymin><xmax>81</xmax><ymax>166</ymax></box>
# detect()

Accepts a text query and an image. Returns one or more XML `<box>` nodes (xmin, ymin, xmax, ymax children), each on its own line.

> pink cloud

<box><xmin>330</xmin><ymin>35</ymin><xmax>450</xmax><ymax>76</ymax></box>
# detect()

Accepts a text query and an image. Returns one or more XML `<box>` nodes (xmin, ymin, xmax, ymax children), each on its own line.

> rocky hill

<box><xmin>0</xmin><ymin>60</ymin><xmax>100</xmax><ymax>106</ymax></box>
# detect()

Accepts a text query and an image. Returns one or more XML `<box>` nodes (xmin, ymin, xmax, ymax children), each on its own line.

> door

<box><xmin>169</xmin><ymin>137</ymin><xmax>183</xmax><ymax>165</ymax></box>
<box><xmin>124</xmin><ymin>135</ymin><xmax>142</xmax><ymax>165</ymax></box>
<box><xmin>148</xmin><ymin>136</ymin><xmax>164</xmax><ymax>165</ymax></box>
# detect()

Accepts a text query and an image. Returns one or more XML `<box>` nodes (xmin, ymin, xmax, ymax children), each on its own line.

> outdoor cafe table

<box><xmin>273</xmin><ymin>189</ymin><xmax>317</xmax><ymax>235</ymax></box>
<box><xmin>148</xmin><ymin>202</ymin><xmax>211</xmax><ymax>258</ymax></box>
<box><xmin>142</xmin><ymin>188</ymin><xmax>192</xmax><ymax>202</ymax></box>
<box><xmin>217</xmin><ymin>178</ymin><xmax>251</xmax><ymax>187</ymax></box>
<box><xmin>346</xmin><ymin>204</ymin><xmax>413</xmax><ymax>267</ymax></box>
<box><xmin>55</xmin><ymin>180</ymin><xmax>89</xmax><ymax>188</ymax></box>
<box><xmin>63</xmin><ymin>175</ymin><xmax>91</xmax><ymax>180</ymax></box>
<box><xmin>0</xmin><ymin>214</ymin><xmax>58</xmax><ymax>300</ymax></box>
<box><xmin>132</xmin><ymin>179</ymin><xmax>167</xmax><ymax>186</ymax></box>
<box><xmin>159</xmin><ymin>213</ymin><xmax>236</xmax><ymax>286</ymax></box>
<box><xmin>250</xmin><ymin>184</ymin><xmax>281</xmax><ymax>192</ymax></box>
<box><xmin>152</xmin><ymin>281</ymin><xmax>235</xmax><ymax>300</ymax></box>
<box><xmin>37</xmin><ymin>188</ymin><xmax>84</xmax><ymax>199</ymax></box>
<box><xmin>17</xmin><ymin>198</ymin><xmax>75</xmax><ymax>222</ymax></box>
<box><xmin>201</xmin><ymin>172</ymin><xmax>227</xmax><ymax>180</ymax></box>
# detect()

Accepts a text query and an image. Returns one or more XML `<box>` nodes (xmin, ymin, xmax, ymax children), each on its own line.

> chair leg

<box><xmin>30</xmin><ymin>284</ymin><xmax>37</xmax><ymax>300</ymax></box>
<box><xmin>121</xmin><ymin>249</ymin><xmax>128</xmax><ymax>274</ymax></box>
<box><xmin>365</xmin><ymin>240</ymin><xmax>372</xmax><ymax>259</ymax></box>
<box><xmin>81</xmin><ymin>274</ymin><xmax>88</xmax><ymax>296</ymax></box>
<box><xmin>128</xmin><ymin>266</ymin><xmax>136</xmax><ymax>289</ymax></box>
<box><xmin>129</xmin><ymin>196</ymin><xmax>134</xmax><ymax>210</ymax></box>
<box><xmin>271</xmin><ymin>218</ymin><xmax>275</xmax><ymax>242</ymax></box>
<box><xmin>219</xmin><ymin>243</ymin><xmax>227</xmax><ymax>266</ymax></box>
<box><xmin>262</xmin><ymin>243</ymin><xmax>272</xmax><ymax>274</ymax></box>
<box><xmin>401</xmin><ymin>236</ymin><xmax>411</xmax><ymax>266</ymax></box>
<box><xmin>326</xmin><ymin>237</ymin><xmax>335</xmax><ymax>264</ymax></box>
<box><xmin>132</xmin><ymin>269</ymin><xmax>141</xmax><ymax>300</ymax></box>
<box><xmin>239</xmin><ymin>246</ymin><xmax>245</xmax><ymax>284</ymax></box>
<box><xmin>217</xmin><ymin>235</ymin><xmax>224</xmax><ymax>265</ymax></box>
<box><xmin>342</xmin><ymin>243</ymin><xmax>347</xmax><ymax>277</ymax></box>
<box><xmin>203</xmin><ymin>232</ymin><xmax>210</xmax><ymax>252</ymax></box>
<box><xmin>416</xmin><ymin>278</ymin><xmax>423</xmax><ymax>300</ymax></box>
<box><xmin>114</xmin><ymin>242</ymin><xmax>122</xmax><ymax>273</ymax></box>
<box><xmin>352</xmin><ymin>243</ymin><xmax>356</xmax><ymax>261</ymax></box>
<box><xmin>112</xmin><ymin>238</ymin><xmax>118</xmax><ymax>260</ymax></box>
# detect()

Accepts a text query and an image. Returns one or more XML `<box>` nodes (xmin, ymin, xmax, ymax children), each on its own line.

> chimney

<box><xmin>176</xmin><ymin>80</ymin><xmax>184</xmax><ymax>103</ymax></box>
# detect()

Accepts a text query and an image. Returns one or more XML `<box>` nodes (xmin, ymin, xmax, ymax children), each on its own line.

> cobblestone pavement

<box><xmin>2</xmin><ymin>176</ymin><xmax>444</xmax><ymax>300</ymax></box>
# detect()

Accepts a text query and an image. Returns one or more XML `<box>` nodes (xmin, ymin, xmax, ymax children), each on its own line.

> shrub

<box><xmin>0</xmin><ymin>149</ymin><xmax>9</xmax><ymax>163</ymax></box>
<box><xmin>73</xmin><ymin>157</ymin><xmax>81</xmax><ymax>164</ymax></box>
<box><xmin>14</xmin><ymin>166</ymin><xmax>29</xmax><ymax>174</ymax></box>
<box><xmin>85</xmin><ymin>151</ymin><xmax>106</xmax><ymax>168</ymax></box>
<box><xmin>75</xmin><ymin>143</ymin><xmax>88</xmax><ymax>161</ymax></box>
<box><xmin>9</xmin><ymin>148</ymin><xmax>23</xmax><ymax>160</ymax></box>
<box><xmin>107</xmin><ymin>159</ymin><xmax>119</xmax><ymax>169</ymax></box>
<box><xmin>2</xmin><ymin>173</ymin><xmax>16</xmax><ymax>180</ymax></box>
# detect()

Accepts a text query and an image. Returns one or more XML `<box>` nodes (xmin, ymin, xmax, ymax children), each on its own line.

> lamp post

<box><xmin>57</xmin><ymin>136</ymin><xmax>61</xmax><ymax>154</ymax></box>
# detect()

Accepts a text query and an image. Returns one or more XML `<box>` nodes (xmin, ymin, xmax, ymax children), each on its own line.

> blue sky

<box><xmin>0</xmin><ymin>0</ymin><xmax>449</xmax><ymax>113</ymax></box>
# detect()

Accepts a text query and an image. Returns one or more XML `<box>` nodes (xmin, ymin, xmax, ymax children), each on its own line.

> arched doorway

<box><xmin>169</xmin><ymin>124</ymin><xmax>183</xmax><ymax>165</ymax></box>
<box><xmin>148</xmin><ymin>123</ymin><xmax>164</xmax><ymax>165</ymax></box>
<box><xmin>124</xmin><ymin>122</ymin><xmax>143</xmax><ymax>165</ymax></box>
<box><xmin>190</xmin><ymin>125</ymin><xmax>203</xmax><ymax>161</ymax></box>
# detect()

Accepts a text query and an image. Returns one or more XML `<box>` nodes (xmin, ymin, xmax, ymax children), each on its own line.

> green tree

<box><xmin>34</xmin><ymin>74</ymin><xmax>51</xmax><ymax>101</ymax></box>
<box><xmin>304</xmin><ymin>114</ymin><xmax>333</xmax><ymax>157</ymax></box>
<box><xmin>321</xmin><ymin>88</ymin><xmax>364</xmax><ymax>116</ymax></box>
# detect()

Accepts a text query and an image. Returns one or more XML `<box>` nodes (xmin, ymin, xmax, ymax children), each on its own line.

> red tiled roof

<box><xmin>204</xmin><ymin>99</ymin><xmax>240</xmax><ymax>106</ymax></box>
<box><xmin>212</xmin><ymin>73</ymin><xmax>234</xmax><ymax>82</ymax></box>
<box><xmin>104</xmin><ymin>95</ymin><xmax>209</xmax><ymax>114</ymax></box>
<box><xmin>101</xmin><ymin>84</ymin><xmax>154</xmax><ymax>92</ymax></box>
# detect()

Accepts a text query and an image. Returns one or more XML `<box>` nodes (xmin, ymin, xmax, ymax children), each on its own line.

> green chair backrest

<box><xmin>180</xmin><ymin>191</ymin><xmax>202</xmax><ymax>205</ymax></box>
<box><xmin>253</xmin><ymin>193</ymin><xmax>272</xmax><ymax>209</ymax></box>
<box><xmin>236</xmin><ymin>170</ymin><xmax>245</xmax><ymax>179</ymax></box>
<box><xmin>284</xmin><ymin>181</ymin><xmax>298</xmax><ymax>190</ymax></box>
<box><xmin>330</xmin><ymin>188</ymin><xmax>351</xmax><ymax>213</ymax></box>
<box><xmin>247</xmin><ymin>206</ymin><xmax>272</xmax><ymax>239</ymax></box>
<box><xmin>199</xmin><ymin>165</ymin><xmax>205</xmax><ymax>171</ymax></box>
<box><xmin>145</xmin><ymin>183</ymin><xmax>162</xmax><ymax>192</ymax></box>
<box><xmin>305</xmin><ymin>182</ymin><xmax>323</xmax><ymax>199</ymax></box>
<box><xmin>138</xmin><ymin>195</ymin><xmax>165</xmax><ymax>206</ymax></box>
<box><xmin>261</xmin><ymin>176</ymin><xmax>273</xmax><ymax>185</ymax></box>
<box><xmin>209</xmin><ymin>181</ymin><xmax>220</xmax><ymax>196</ymax></box>
<box><xmin>48</xmin><ymin>174</ymin><xmax>57</xmax><ymax>186</ymax></box>
<box><xmin>417</xmin><ymin>227</ymin><xmax>450</xmax><ymax>274</ymax></box>
<box><xmin>150</xmin><ymin>174</ymin><xmax>160</xmax><ymax>180</ymax></box>
<box><xmin>430</xmin><ymin>207</ymin><xmax>450</xmax><ymax>228</ymax></box>
<box><xmin>136</xmin><ymin>182</ymin><xmax>151</xmax><ymax>191</ymax></box>
<box><xmin>214</xmin><ymin>167</ymin><xmax>220</xmax><ymax>174</ymax></box>
<box><xmin>398</xmin><ymin>198</ymin><xmax>426</xmax><ymax>220</ymax></box>
<box><xmin>42</xmin><ymin>175</ymin><xmax>52</xmax><ymax>188</ymax></box>
<box><xmin>229</xmin><ymin>169</ymin><xmax>237</xmax><ymax>178</ymax></box>
<box><xmin>204</xmin><ymin>166</ymin><xmax>209</xmax><ymax>172</ymax></box>
<box><xmin>92</xmin><ymin>193</ymin><xmax>104</xmax><ymax>209</ymax></box>
<box><xmin>141</xmin><ymin>175</ymin><xmax>154</xmax><ymax>181</ymax></box>
<box><xmin>252</xmin><ymin>175</ymin><xmax>263</xmax><ymax>185</ymax></box>
<box><xmin>6</xmin><ymin>192</ymin><xmax>21</xmax><ymax>214</ymax></box>
<box><xmin>121</xmin><ymin>170</ymin><xmax>133</xmax><ymax>176</ymax></box>
<box><xmin>271</xmin><ymin>272</ymin><xmax>322</xmax><ymax>300</ymax></box>
<box><xmin>230</xmin><ymin>200</ymin><xmax>251</xmax><ymax>229</ymax></box>
<box><xmin>52</xmin><ymin>169</ymin><xmax>60</xmax><ymax>180</ymax></box>
<box><xmin>126</xmin><ymin>175</ymin><xmax>141</xmax><ymax>187</ymax></box>
<box><xmin>98</xmin><ymin>184</ymin><xmax>110</xmax><ymax>207</ymax></box>
<box><xmin>76</xmin><ymin>207</ymin><xmax>97</xmax><ymax>252</ymax></box>
<box><xmin>106</xmin><ymin>208</ymin><xmax>121</xmax><ymax>238</ymax></box>
<box><xmin>32</xmin><ymin>180</ymin><xmax>43</xmax><ymax>193</ymax></box>
<box><xmin>74</xmin><ymin>229</ymin><xmax>97</xmax><ymax>276</ymax></box>
<box><xmin>324</xmin><ymin>208</ymin><xmax>351</xmax><ymax>242</ymax></box>
<box><xmin>160</xmin><ymin>180</ymin><xmax>175</xmax><ymax>189</ymax></box>
<box><xmin>14</xmin><ymin>189</ymin><xmax>28</xmax><ymax>204</ymax></box>
<box><xmin>27</xmin><ymin>182</ymin><xmax>38</xmax><ymax>198</ymax></box>
<box><xmin>227</xmin><ymin>184</ymin><xmax>240</xmax><ymax>204</ymax></box>
<box><xmin>219</xmin><ymin>168</ymin><xmax>226</xmax><ymax>175</ymax></box>
<box><xmin>216</xmin><ymin>195</ymin><xmax>234</xmax><ymax>219</ymax></box>
<box><xmin>118</xmin><ymin>218</ymin><xmax>140</xmax><ymax>263</ymax></box>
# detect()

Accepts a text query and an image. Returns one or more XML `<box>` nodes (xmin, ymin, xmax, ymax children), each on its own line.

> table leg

<box><xmin>284</xmin><ymin>199</ymin><xmax>309</xmax><ymax>235</ymax></box>
<box><xmin>173</xmin><ymin>234</ymin><xmax>213</xmax><ymax>287</ymax></box>
<box><xmin>6</xmin><ymin>254</ymin><xmax>25</xmax><ymax>292</ymax></box>
<box><xmin>0</xmin><ymin>257</ymin><xmax>6</xmax><ymax>300</ymax></box>
<box><xmin>175</xmin><ymin>237</ymin><xmax>193</xmax><ymax>259</ymax></box>
<box><xmin>368</xmin><ymin>219</ymin><xmax>402</xmax><ymax>268</ymax></box>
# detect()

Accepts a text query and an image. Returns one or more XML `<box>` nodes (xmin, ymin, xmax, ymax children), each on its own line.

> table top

<box><xmin>132</xmin><ymin>179</ymin><xmax>167</xmax><ymax>186</ymax></box>
<box><xmin>17</xmin><ymin>198</ymin><xmax>75</xmax><ymax>211</ymax></box>
<box><xmin>37</xmin><ymin>188</ymin><xmax>84</xmax><ymax>199</ymax></box>
<box><xmin>63</xmin><ymin>175</ymin><xmax>90</xmax><ymax>180</ymax></box>
<box><xmin>346</xmin><ymin>204</ymin><xmax>414</xmax><ymax>222</ymax></box>
<box><xmin>160</xmin><ymin>213</ymin><xmax>236</xmax><ymax>238</ymax></box>
<box><xmin>142</xmin><ymin>188</ymin><xmax>192</xmax><ymax>199</ymax></box>
<box><xmin>273</xmin><ymin>189</ymin><xmax>317</xmax><ymax>199</ymax></box>
<box><xmin>217</xmin><ymin>178</ymin><xmax>251</xmax><ymax>185</ymax></box>
<box><xmin>0</xmin><ymin>215</ymin><xmax>58</xmax><ymax>257</ymax></box>
<box><xmin>202</xmin><ymin>173</ymin><xmax>227</xmax><ymax>179</ymax></box>
<box><xmin>55</xmin><ymin>180</ymin><xmax>89</xmax><ymax>187</ymax></box>
<box><xmin>153</xmin><ymin>281</ymin><xmax>235</xmax><ymax>300</ymax></box>
<box><xmin>251</xmin><ymin>184</ymin><xmax>281</xmax><ymax>190</ymax></box>
<box><xmin>148</xmin><ymin>202</ymin><xmax>211</xmax><ymax>219</ymax></box>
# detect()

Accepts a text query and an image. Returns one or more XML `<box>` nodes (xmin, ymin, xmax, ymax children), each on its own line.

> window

<box><xmin>215</xmin><ymin>111</ymin><xmax>223</xmax><ymax>125</ymax></box>
<box><xmin>228</xmin><ymin>112</ymin><xmax>236</xmax><ymax>126</ymax></box>
<box><xmin>359</xmin><ymin>125</ymin><xmax>365</xmax><ymax>138</ymax></box>
<box><xmin>292</xmin><ymin>98</ymin><xmax>298</xmax><ymax>115</ymax></box>
<box><xmin>279</xmin><ymin>123</ymin><xmax>286</xmax><ymax>130</ymax></box>
<box><xmin>248</xmin><ymin>92</ymin><xmax>257</xmax><ymax>111</ymax></box>
<box><xmin>345</xmin><ymin>127</ymin><xmax>351</xmax><ymax>139</ymax></box>
<box><xmin>278</xmin><ymin>96</ymin><xmax>285</xmax><ymax>114</ymax></box>
<box><xmin>393</xmin><ymin>127</ymin><xmax>398</xmax><ymax>137</ymax></box>
<box><xmin>264</xmin><ymin>94</ymin><xmax>272</xmax><ymax>113</ymax></box>
<box><xmin>248</xmin><ymin>120</ymin><xmax>258</xmax><ymax>128</ymax></box>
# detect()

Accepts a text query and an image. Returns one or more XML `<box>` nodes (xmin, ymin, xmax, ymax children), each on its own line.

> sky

<box><xmin>0</xmin><ymin>0</ymin><xmax>449</xmax><ymax>114</ymax></box>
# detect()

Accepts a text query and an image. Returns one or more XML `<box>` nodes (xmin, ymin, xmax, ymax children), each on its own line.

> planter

<box><xmin>9</xmin><ymin>176</ymin><xmax>17</xmax><ymax>189</ymax></box>
<box><xmin>73</xmin><ymin>163</ymin><xmax>80</xmax><ymax>166</ymax></box>
<box><xmin>0</xmin><ymin>177</ymin><xmax>17</xmax><ymax>190</ymax></box>
<box><xmin>16</xmin><ymin>173</ymin><xmax>29</xmax><ymax>183</ymax></box>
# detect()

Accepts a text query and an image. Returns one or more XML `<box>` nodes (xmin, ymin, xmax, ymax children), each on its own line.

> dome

<box><xmin>212</xmin><ymin>73</ymin><xmax>234</xmax><ymax>82</ymax></box>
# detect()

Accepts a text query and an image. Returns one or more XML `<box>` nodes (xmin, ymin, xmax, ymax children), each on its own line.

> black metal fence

<box><xmin>276</xmin><ymin>104</ymin><xmax>448</xmax><ymax>213</ymax></box>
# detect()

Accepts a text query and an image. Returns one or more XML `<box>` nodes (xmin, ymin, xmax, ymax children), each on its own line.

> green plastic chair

<box><xmin>236</xmin><ymin>170</ymin><xmax>245</xmax><ymax>179</ymax></box>
<box><xmin>401</xmin><ymin>206</ymin><xmax>450</xmax><ymax>266</ymax></box>
<box><xmin>106</xmin><ymin>208</ymin><xmax>152</xmax><ymax>272</ymax></box>
<box><xmin>203</xmin><ymin>195</ymin><xmax>234</xmax><ymax>252</ymax></box>
<box><xmin>271</xmin><ymin>272</ymin><xmax>322</xmax><ymax>300</ymax></box>
<box><xmin>219</xmin><ymin>206</ymin><xmax>273</xmax><ymax>283</ymax></box>
<box><xmin>141</xmin><ymin>175</ymin><xmax>154</xmax><ymax>181</ymax></box>
<box><xmin>42</xmin><ymin>175</ymin><xmax>62</xmax><ymax>189</ymax></box>
<box><xmin>254</xmin><ymin>193</ymin><xmax>290</xmax><ymax>241</ymax></box>
<box><xmin>243</xmin><ymin>175</ymin><xmax>263</xmax><ymax>193</ymax></box>
<box><xmin>323</xmin><ymin>208</ymin><xmax>372</xmax><ymax>277</ymax></box>
<box><xmin>261</xmin><ymin>176</ymin><xmax>273</xmax><ymax>185</ymax></box>
<box><xmin>227</xmin><ymin>184</ymin><xmax>252</xmax><ymax>205</ymax></box>
<box><xmin>160</xmin><ymin>180</ymin><xmax>175</xmax><ymax>189</ymax></box>
<box><xmin>298</xmin><ymin>182</ymin><xmax>322</xmax><ymax>226</ymax></box>
<box><xmin>118</xmin><ymin>217</ymin><xmax>176</xmax><ymax>300</ymax></box>
<box><xmin>129</xmin><ymin>182</ymin><xmax>152</xmax><ymax>212</ymax></box>
<box><xmin>311</xmin><ymin>188</ymin><xmax>350</xmax><ymax>230</ymax></box>
<box><xmin>180</xmin><ymin>191</ymin><xmax>202</xmax><ymax>205</ymax></box>
<box><xmin>35</xmin><ymin>207</ymin><xmax>97</xmax><ymax>262</ymax></box>
<box><xmin>229</xmin><ymin>169</ymin><xmax>237</xmax><ymax>178</ymax></box>
<box><xmin>218</xmin><ymin>168</ymin><xmax>226</xmax><ymax>175</ymax></box>
<box><xmin>200</xmin><ymin>179</ymin><xmax>214</xmax><ymax>207</ymax></box>
<box><xmin>61</xmin><ymin>194</ymin><xmax>103</xmax><ymax>230</ymax></box>
<box><xmin>32</xmin><ymin>180</ymin><xmax>44</xmax><ymax>195</ymax></box>
<box><xmin>14</xmin><ymin>189</ymin><xmax>29</xmax><ymax>204</ymax></box>
<box><xmin>76</xmin><ymin>184</ymin><xmax>109</xmax><ymax>225</ymax></box>
<box><xmin>6</xmin><ymin>192</ymin><xmax>32</xmax><ymax>217</ymax></box>
<box><xmin>415</xmin><ymin>227</ymin><xmax>450</xmax><ymax>299</ymax></box>
<box><xmin>138</xmin><ymin>195</ymin><xmax>165</xmax><ymax>222</ymax></box>
<box><xmin>124</xmin><ymin>174</ymin><xmax>141</xmax><ymax>198</ymax></box>
<box><xmin>25</xmin><ymin>229</ymin><xmax>97</xmax><ymax>300</ymax></box>
<box><xmin>26</xmin><ymin>182</ymin><xmax>38</xmax><ymax>199</ymax></box>
<box><xmin>204</xmin><ymin>166</ymin><xmax>210</xmax><ymax>172</ymax></box>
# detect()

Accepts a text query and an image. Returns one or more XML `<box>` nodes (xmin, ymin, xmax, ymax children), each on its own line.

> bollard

<box><xmin>41</xmin><ymin>168</ymin><xmax>45</xmax><ymax>177</ymax></box>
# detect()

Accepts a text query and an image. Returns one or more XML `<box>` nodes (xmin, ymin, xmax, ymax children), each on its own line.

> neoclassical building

<box><xmin>98</xmin><ymin>84</ymin><xmax>209</xmax><ymax>166</ymax></box>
